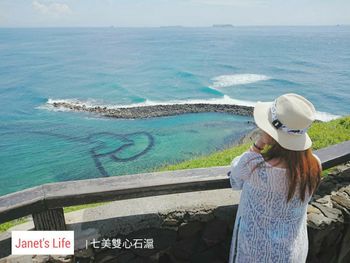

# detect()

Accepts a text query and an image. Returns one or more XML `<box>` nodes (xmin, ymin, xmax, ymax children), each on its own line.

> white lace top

<box><xmin>228</xmin><ymin>151</ymin><xmax>319</xmax><ymax>263</ymax></box>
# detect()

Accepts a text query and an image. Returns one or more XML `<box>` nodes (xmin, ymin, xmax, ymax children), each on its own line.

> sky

<box><xmin>0</xmin><ymin>0</ymin><xmax>350</xmax><ymax>27</ymax></box>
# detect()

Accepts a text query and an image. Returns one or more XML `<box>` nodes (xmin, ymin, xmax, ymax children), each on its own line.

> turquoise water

<box><xmin>0</xmin><ymin>27</ymin><xmax>349</xmax><ymax>196</ymax></box>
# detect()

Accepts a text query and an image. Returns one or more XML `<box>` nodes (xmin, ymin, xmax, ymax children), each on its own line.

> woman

<box><xmin>228</xmin><ymin>93</ymin><xmax>322</xmax><ymax>263</ymax></box>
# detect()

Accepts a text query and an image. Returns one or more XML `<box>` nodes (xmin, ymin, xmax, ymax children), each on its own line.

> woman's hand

<box><xmin>257</xmin><ymin>130</ymin><xmax>272</xmax><ymax>147</ymax></box>
<box><xmin>250</xmin><ymin>130</ymin><xmax>273</xmax><ymax>153</ymax></box>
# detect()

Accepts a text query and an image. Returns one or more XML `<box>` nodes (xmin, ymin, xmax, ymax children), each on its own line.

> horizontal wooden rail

<box><xmin>0</xmin><ymin>140</ymin><xmax>349</xmax><ymax>229</ymax></box>
<box><xmin>313</xmin><ymin>140</ymin><xmax>350</xmax><ymax>170</ymax></box>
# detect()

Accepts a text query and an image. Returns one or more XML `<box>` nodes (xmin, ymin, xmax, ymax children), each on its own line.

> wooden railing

<box><xmin>0</xmin><ymin>140</ymin><xmax>349</xmax><ymax>231</ymax></box>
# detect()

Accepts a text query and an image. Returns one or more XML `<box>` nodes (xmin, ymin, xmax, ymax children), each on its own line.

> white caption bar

<box><xmin>12</xmin><ymin>231</ymin><xmax>74</xmax><ymax>255</ymax></box>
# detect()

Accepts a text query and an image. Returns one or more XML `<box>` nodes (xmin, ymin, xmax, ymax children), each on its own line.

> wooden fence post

<box><xmin>32</xmin><ymin>208</ymin><xmax>66</xmax><ymax>230</ymax></box>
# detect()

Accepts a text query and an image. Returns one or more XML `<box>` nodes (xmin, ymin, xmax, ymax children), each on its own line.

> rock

<box><xmin>201</xmin><ymin>219</ymin><xmax>228</xmax><ymax>247</ymax></box>
<box><xmin>307</xmin><ymin>205</ymin><xmax>322</xmax><ymax>214</ymax></box>
<box><xmin>114</xmin><ymin>251</ymin><xmax>137</xmax><ymax>262</ymax></box>
<box><xmin>341</xmin><ymin>167</ymin><xmax>350</xmax><ymax>178</ymax></box>
<box><xmin>128</xmin><ymin>256</ymin><xmax>154</xmax><ymax>263</ymax></box>
<box><xmin>169</xmin><ymin>237</ymin><xmax>199</xmax><ymax>260</ymax></box>
<box><xmin>127</xmin><ymin>228</ymin><xmax>177</xmax><ymax>257</ymax></box>
<box><xmin>74</xmin><ymin>257</ymin><xmax>92</xmax><ymax>263</ymax></box>
<box><xmin>191</xmin><ymin>243</ymin><xmax>225</xmax><ymax>263</ymax></box>
<box><xmin>331</xmin><ymin>193</ymin><xmax>350</xmax><ymax>210</ymax></box>
<box><xmin>307</xmin><ymin>213</ymin><xmax>334</xmax><ymax>229</ymax></box>
<box><xmin>48</xmin><ymin>255</ymin><xmax>73</xmax><ymax>263</ymax></box>
<box><xmin>146</xmin><ymin>251</ymin><xmax>163</xmax><ymax>263</ymax></box>
<box><xmin>190</xmin><ymin>210</ymin><xmax>215</xmax><ymax>222</ymax></box>
<box><xmin>93</xmin><ymin>249</ymin><xmax>132</xmax><ymax>263</ymax></box>
<box><xmin>343</xmin><ymin>186</ymin><xmax>350</xmax><ymax>196</ymax></box>
<box><xmin>161</xmin><ymin>251</ymin><xmax>189</xmax><ymax>263</ymax></box>
<box><xmin>32</xmin><ymin>255</ymin><xmax>50</xmax><ymax>263</ymax></box>
<box><xmin>213</xmin><ymin>206</ymin><xmax>237</xmax><ymax>227</ymax></box>
<box><xmin>177</xmin><ymin>222</ymin><xmax>203</xmax><ymax>240</ymax></box>
<box><xmin>160</xmin><ymin>211</ymin><xmax>186</xmax><ymax>222</ymax></box>
<box><xmin>74</xmin><ymin>247</ymin><xmax>94</xmax><ymax>263</ymax></box>
<box><xmin>159</xmin><ymin>253</ymin><xmax>172</xmax><ymax>263</ymax></box>
<box><xmin>307</xmin><ymin>224</ymin><xmax>344</xmax><ymax>263</ymax></box>
<box><xmin>312</xmin><ymin>203</ymin><xmax>343</xmax><ymax>222</ymax></box>
<box><xmin>315</xmin><ymin>195</ymin><xmax>332</xmax><ymax>206</ymax></box>
<box><xmin>74</xmin><ymin>248</ymin><xmax>94</xmax><ymax>258</ymax></box>
<box><xmin>0</xmin><ymin>256</ymin><xmax>33</xmax><ymax>263</ymax></box>
<box><xmin>316</xmin><ymin>181</ymin><xmax>336</xmax><ymax>196</ymax></box>
<box><xmin>338</xmin><ymin>226</ymin><xmax>350</xmax><ymax>263</ymax></box>
<box><xmin>162</xmin><ymin>219</ymin><xmax>179</xmax><ymax>227</ymax></box>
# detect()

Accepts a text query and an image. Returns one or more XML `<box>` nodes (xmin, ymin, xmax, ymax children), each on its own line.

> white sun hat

<box><xmin>253</xmin><ymin>93</ymin><xmax>316</xmax><ymax>151</ymax></box>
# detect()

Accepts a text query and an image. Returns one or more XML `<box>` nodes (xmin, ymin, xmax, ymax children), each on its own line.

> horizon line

<box><xmin>0</xmin><ymin>24</ymin><xmax>349</xmax><ymax>29</ymax></box>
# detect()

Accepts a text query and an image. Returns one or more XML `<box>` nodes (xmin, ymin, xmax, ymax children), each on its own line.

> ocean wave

<box><xmin>211</xmin><ymin>74</ymin><xmax>271</xmax><ymax>89</ymax></box>
<box><xmin>217</xmin><ymin>64</ymin><xmax>240</xmax><ymax>70</ymax></box>
<box><xmin>270</xmin><ymin>78</ymin><xmax>300</xmax><ymax>87</ymax></box>
<box><xmin>175</xmin><ymin>71</ymin><xmax>196</xmax><ymax>78</ymax></box>
<box><xmin>200</xmin><ymin>86</ymin><xmax>225</xmax><ymax>96</ymax></box>
<box><xmin>41</xmin><ymin>97</ymin><xmax>340</xmax><ymax>122</ymax></box>
<box><xmin>314</xmin><ymin>111</ymin><xmax>341</xmax><ymax>122</ymax></box>
<box><xmin>292</xmin><ymin>60</ymin><xmax>321</xmax><ymax>68</ymax></box>
<box><xmin>36</xmin><ymin>99</ymin><xmax>73</xmax><ymax>112</ymax></box>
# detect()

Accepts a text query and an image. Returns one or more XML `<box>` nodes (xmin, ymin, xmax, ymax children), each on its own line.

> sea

<box><xmin>0</xmin><ymin>26</ymin><xmax>349</xmax><ymax>196</ymax></box>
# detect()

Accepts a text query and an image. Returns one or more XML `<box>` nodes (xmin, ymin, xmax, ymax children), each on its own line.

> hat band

<box><xmin>270</xmin><ymin>99</ymin><xmax>309</xmax><ymax>135</ymax></box>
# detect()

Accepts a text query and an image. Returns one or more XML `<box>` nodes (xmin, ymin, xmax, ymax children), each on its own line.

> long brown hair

<box><xmin>258</xmin><ymin>140</ymin><xmax>321</xmax><ymax>202</ymax></box>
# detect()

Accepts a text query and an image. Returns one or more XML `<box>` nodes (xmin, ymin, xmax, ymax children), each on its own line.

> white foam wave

<box><xmin>314</xmin><ymin>111</ymin><xmax>341</xmax><ymax>122</ymax></box>
<box><xmin>211</xmin><ymin>74</ymin><xmax>271</xmax><ymax>89</ymax></box>
<box><xmin>139</xmin><ymin>95</ymin><xmax>257</xmax><ymax>107</ymax></box>
<box><xmin>36</xmin><ymin>101</ymin><xmax>71</xmax><ymax>112</ymax></box>
<box><xmin>41</xmin><ymin>97</ymin><xmax>341</xmax><ymax>122</ymax></box>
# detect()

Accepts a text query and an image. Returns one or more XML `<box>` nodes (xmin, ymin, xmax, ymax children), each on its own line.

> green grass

<box><xmin>158</xmin><ymin>142</ymin><xmax>251</xmax><ymax>171</ymax></box>
<box><xmin>63</xmin><ymin>202</ymin><xmax>108</xmax><ymax>213</ymax></box>
<box><xmin>0</xmin><ymin>218</ymin><xmax>27</xmax><ymax>233</ymax></box>
<box><xmin>159</xmin><ymin>116</ymin><xmax>350</xmax><ymax>171</ymax></box>
<box><xmin>1</xmin><ymin>116</ymin><xmax>349</xmax><ymax>233</ymax></box>
<box><xmin>307</xmin><ymin>117</ymin><xmax>350</xmax><ymax>150</ymax></box>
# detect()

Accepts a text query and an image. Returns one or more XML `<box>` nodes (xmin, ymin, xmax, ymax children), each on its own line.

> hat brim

<box><xmin>253</xmin><ymin>101</ymin><xmax>312</xmax><ymax>151</ymax></box>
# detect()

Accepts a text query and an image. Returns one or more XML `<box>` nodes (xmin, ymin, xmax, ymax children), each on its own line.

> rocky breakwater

<box><xmin>51</xmin><ymin>101</ymin><xmax>254</xmax><ymax>119</ymax></box>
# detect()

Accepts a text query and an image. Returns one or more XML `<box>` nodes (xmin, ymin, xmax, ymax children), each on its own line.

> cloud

<box><xmin>32</xmin><ymin>1</ymin><xmax>72</xmax><ymax>16</ymax></box>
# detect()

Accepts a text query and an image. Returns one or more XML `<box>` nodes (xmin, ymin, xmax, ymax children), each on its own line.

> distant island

<box><xmin>212</xmin><ymin>24</ymin><xmax>234</xmax><ymax>28</ymax></box>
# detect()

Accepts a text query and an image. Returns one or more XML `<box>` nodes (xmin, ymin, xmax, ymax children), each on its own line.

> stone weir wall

<box><xmin>69</xmin><ymin>164</ymin><xmax>350</xmax><ymax>263</ymax></box>
<box><xmin>50</xmin><ymin>102</ymin><xmax>254</xmax><ymax>119</ymax></box>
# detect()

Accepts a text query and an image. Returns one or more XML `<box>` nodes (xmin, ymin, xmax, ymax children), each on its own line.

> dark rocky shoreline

<box><xmin>51</xmin><ymin>102</ymin><xmax>254</xmax><ymax>119</ymax></box>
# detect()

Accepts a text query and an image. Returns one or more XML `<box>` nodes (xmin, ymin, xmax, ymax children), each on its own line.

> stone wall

<box><xmin>74</xmin><ymin>207</ymin><xmax>237</xmax><ymax>263</ymax></box>
<box><xmin>307</xmin><ymin>164</ymin><xmax>350</xmax><ymax>263</ymax></box>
